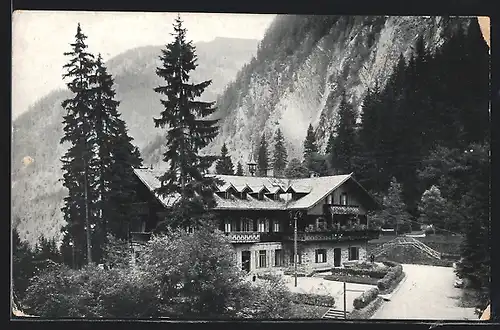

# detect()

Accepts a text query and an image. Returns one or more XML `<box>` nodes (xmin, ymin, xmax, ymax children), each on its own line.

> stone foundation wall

<box><xmin>232</xmin><ymin>240</ymin><xmax>368</xmax><ymax>273</ymax></box>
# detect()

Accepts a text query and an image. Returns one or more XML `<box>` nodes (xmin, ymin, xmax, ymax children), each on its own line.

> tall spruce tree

<box><xmin>60</xmin><ymin>23</ymin><xmax>97</xmax><ymax>266</ymax></box>
<box><xmin>272</xmin><ymin>128</ymin><xmax>288</xmax><ymax>177</ymax></box>
<box><xmin>153</xmin><ymin>15</ymin><xmax>219</xmax><ymax>229</ymax></box>
<box><xmin>215</xmin><ymin>143</ymin><xmax>234</xmax><ymax>175</ymax></box>
<box><xmin>235</xmin><ymin>161</ymin><xmax>244</xmax><ymax>176</ymax></box>
<box><xmin>303</xmin><ymin>123</ymin><xmax>318</xmax><ymax>163</ymax></box>
<box><xmin>331</xmin><ymin>92</ymin><xmax>358</xmax><ymax>174</ymax></box>
<box><xmin>90</xmin><ymin>54</ymin><xmax>143</xmax><ymax>245</ymax></box>
<box><xmin>257</xmin><ymin>133</ymin><xmax>269</xmax><ymax>176</ymax></box>
<box><xmin>371</xmin><ymin>177</ymin><xmax>412</xmax><ymax>235</ymax></box>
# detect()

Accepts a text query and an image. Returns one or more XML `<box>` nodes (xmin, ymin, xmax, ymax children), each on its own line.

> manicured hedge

<box><xmin>377</xmin><ymin>263</ymin><xmax>404</xmax><ymax>292</ymax></box>
<box><xmin>348</xmin><ymin>296</ymin><xmax>384</xmax><ymax>319</ymax></box>
<box><xmin>353</xmin><ymin>287</ymin><xmax>380</xmax><ymax>310</ymax></box>
<box><xmin>329</xmin><ymin>267</ymin><xmax>388</xmax><ymax>279</ymax></box>
<box><xmin>323</xmin><ymin>274</ymin><xmax>379</xmax><ymax>286</ymax></box>
<box><xmin>290</xmin><ymin>292</ymin><xmax>336</xmax><ymax>307</ymax></box>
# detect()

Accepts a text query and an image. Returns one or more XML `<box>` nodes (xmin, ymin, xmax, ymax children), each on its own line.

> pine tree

<box><xmin>257</xmin><ymin>133</ymin><xmax>269</xmax><ymax>176</ymax></box>
<box><xmin>89</xmin><ymin>54</ymin><xmax>143</xmax><ymax>244</ymax></box>
<box><xmin>153</xmin><ymin>15</ymin><xmax>219</xmax><ymax>229</ymax></box>
<box><xmin>235</xmin><ymin>161</ymin><xmax>244</xmax><ymax>176</ymax></box>
<box><xmin>371</xmin><ymin>177</ymin><xmax>412</xmax><ymax>235</ymax></box>
<box><xmin>284</xmin><ymin>158</ymin><xmax>310</xmax><ymax>179</ymax></box>
<box><xmin>215</xmin><ymin>143</ymin><xmax>235</xmax><ymax>175</ymax></box>
<box><xmin>303</xmin><ymin>123</ymin><xmax>318</xmax><ymax>163</ymax></box>
<box><xmin>272</xmin><ymin>128</ymin><xmax>288</xmax><ymax>177</ymax></box>
<box><xmin>60</xmin><ymin>23</ymin><xmax>97</xmax><ymax>265</ymax></box>
<box><xmin>331</xmin><ymin>92</ymin><xmax>358</xmax><ymax>174</ymax></box>
<box><xmin>326</xmin><ymin>132</ymin><xmax>335</xmax><ymax>155</ymax></box>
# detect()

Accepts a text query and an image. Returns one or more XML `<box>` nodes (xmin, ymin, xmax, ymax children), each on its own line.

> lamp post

<box><xmin>290</xmin><ymin>210</ymin><xmax>302</xmax><ymax>287</ymax></box>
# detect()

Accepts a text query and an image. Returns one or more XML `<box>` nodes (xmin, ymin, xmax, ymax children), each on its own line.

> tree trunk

<box><xmin>83</xmin><ymin>158</ymin><xmax>93</xmax><ymax>265</ymax></box>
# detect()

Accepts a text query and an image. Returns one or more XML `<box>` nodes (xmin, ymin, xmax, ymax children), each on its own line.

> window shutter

<box><xmin>315</xmin><ymin>250</ymin><xmax>318</xmax><ymax>263</ymax></box>
<box><xmin>265</xmin><ymin>219</ymin><xmax>270</xmax><ymax>232</ymax></box>
<box><xmin>255</xmin><ymin>251</ymin><xmax>259</xmax><ymax>268</ymax></box>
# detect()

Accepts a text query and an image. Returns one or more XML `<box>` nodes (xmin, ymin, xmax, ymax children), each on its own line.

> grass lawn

<box><xmin>290</xmin><ymin>303</ymin><xmax>330</xmax><ymax>319</ymax></box>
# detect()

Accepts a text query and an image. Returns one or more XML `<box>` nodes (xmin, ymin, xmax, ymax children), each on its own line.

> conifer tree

<box><xmin>235</xmin><ymin>161</ymin><xmax>244</xmax><ymax>176</ymax></box>
<box><xmin>215</xmin><ymin>143</ymin><xmax>234</xmax><ymax>175</ymax></box>
<box><xmin>60</xmin><ymin>23</ymin><xmax>97</xmax><ymax>265</ymax></box>
<box><xmin>371</xmin><ymin>177</ymin><xmax>412</xmax><ymax>235</ymax></box>
<box><xmin>257</xmin><ymin>133</ymin><xmax>269</xmax><ymax>176</ymax></box>
<box><xmin>272</xmin><ymin>128</ymin><xmax>288</xmax><ymax>177</ymax></box>
<box><xmin>90</xmin><ymin>54</ymin><xmax>143</xmax><ymax>244</ymax></box>
<box><xmin>331</xmin><ymin>92</ymin><xmax>358</xmax><ymax>174</ymax></box>
<box><xmin>303</xmin><ymin>123</ymin><xmax>318</xmax><ymax>163</ymax></box>
<box><xmin>153</xmin><ymin>15</ymin><xmax>219</xmax><ymax>229</ymax></box>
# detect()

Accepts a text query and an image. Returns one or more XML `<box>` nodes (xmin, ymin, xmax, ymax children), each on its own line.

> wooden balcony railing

<box><xmin>284</xmin><ymin>229</ymin><xmax>380</xmax><ymax>242</ymax></box>
<box><xmin>225</xmin><ymin>232</ymin><xmax>261</xmax><ymax>243</ymax></box>
<box><xmin>326</xmin><ymin>204</ymin><xmax>360</xmax><ymax>215</ymax></box>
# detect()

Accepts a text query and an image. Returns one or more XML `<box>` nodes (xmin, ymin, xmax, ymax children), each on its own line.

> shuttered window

<box><xmin>315</xmin><ymin>249</ymin><xmax>327</xmax><ymax>263</ymax></box>
<box><xmin>348</xmin><ymin>247</ymin><xmax>359</xmax><ymax>261</ymax></box>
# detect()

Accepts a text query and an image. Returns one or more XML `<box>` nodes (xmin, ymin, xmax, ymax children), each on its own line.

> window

<box><xmin>259</xmin><ymin>250</ymin><xmax>267</xmax><ymax>268</ymax></box>
<box><xmin>348</xmin><ymin>247</ymin><xmax>359</xmax><ymax>261</ymax></box>
<box><xmin>258</xmin><ymin>219</ymin><xmax>266</xmax><ymax>233</ymax></box>
<box><xmin>224</xmin><ymin>221</ymin><xmax>232</xmax><ymax>233</ymax></box>
<box><xmin>242</xmin><ymin>219</ymin><xmax>252</xmax><ymax>232</ymax></box>
<box><xmin>186</xmin><ymin>226</ymin><xmax>194</xmax><ymax>234</ymax></box>
<box><xmin>273</xmin><ymin>221</ymin><xmax>281</xmax><ymax>232</ymax></box>
<box><xmin>274</xmin><ymin>249</ymin><xmax>284</xmax><ymax>267</ymax></box>
<box><xmin>315</xmin><ymin>249</ymin><xmax>327</xmax><ymax>263</ymax></box>
<box><xmin>340</xmin><ymin>192</ymin><xmax>348</xmax><ymax>205</ymax></box>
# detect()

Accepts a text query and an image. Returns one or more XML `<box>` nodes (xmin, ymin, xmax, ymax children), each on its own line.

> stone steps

<box><xmin>322</xmin><ymin>308</ymin><xmax>349</xmax><ymax>319</ymax></box>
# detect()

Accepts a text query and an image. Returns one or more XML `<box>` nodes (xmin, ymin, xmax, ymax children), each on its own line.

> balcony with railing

<box><xmin>284</xmin><ymin>229</ymin><xmax>380</xmax><ymax>242</ymax></box>
<box><xmin>325</xmin><ymin>204</ymin><xmax>361</xmax><ymax>215</ymax></box>
<box><xmin>225</xmin><ymin>232</ymin><xmax>261</xmax><ymax>243</ymax></box>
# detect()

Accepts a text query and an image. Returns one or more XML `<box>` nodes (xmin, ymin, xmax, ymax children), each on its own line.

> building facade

<box><xmin>130</xmin><ymin>167</ymin><xmax>381</xmax><ymax>273</ymax></box>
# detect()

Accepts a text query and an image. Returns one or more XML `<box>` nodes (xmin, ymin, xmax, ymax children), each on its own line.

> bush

<box><xmin>377</xmin><ymin>263</ymin><xmax>404</xmax><ymax>292</ymax></box>
<box><xmin>324</xmin><ymin>274</ymin><xmax>379</xmax><ymax>286</ymax></box>
<box><xmin>290</xmin><ymin>292</ymin><xmax>336</xmax><ymax>307</ymax></box>
<box><xmin>353</xmin><ymin>287</ymin><xmax>380</xmax><ymax>310</ymax></box>
<box><xmin>21</xmin><ymin>263</ymin><xmax>161</xmax><ymax>318</ymax></box>
<box><xmin>329</xmin><ymin>267</ymin><xmax>388</xmax><ymax>279</ymax></box>
<box><xmin>241</xmin><ymin>275</ymin><xmax>293</xmax><ymax>319</ymax></box>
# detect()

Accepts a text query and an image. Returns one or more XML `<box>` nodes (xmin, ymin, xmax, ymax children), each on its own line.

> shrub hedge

<box><xmin>377</xmin><ymin>263</ymin><xmax>404</xmax><ymax>292</ymax></box>
<box><xmin>353</xmin><ymin>287</ymin><xmax>380</xmax><ymax>310</ymax></box>
<box><xmin>329</xmin><ymin>267</ymin><xmax>388</xmax><ymax>279</ymax></box>
<box><xmin>290</xmin><ymin>292</ymin><xmax>336</xmax><ymax>307</ymax></box>
<box><xmin>323</xmin><ymin>274</ymin><xmax>379</xmax><ymax>286</ymax></box>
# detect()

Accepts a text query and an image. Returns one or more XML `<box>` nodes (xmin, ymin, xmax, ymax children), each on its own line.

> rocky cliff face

<box><xmin>202</xmin><ymin>16</ymin><xmax>468</xmax><ymax>170</ymax></box>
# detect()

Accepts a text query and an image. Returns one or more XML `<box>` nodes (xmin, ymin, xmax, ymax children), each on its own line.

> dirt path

<box><xmin>371</xmin><ymin>264</ymin><xmax>477</xmax><ymax>320</ymax></box>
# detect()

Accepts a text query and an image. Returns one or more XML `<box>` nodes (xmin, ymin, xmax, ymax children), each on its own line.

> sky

<box><xmin>12</xmin><ymin>11</ymin><xmax>276</xmax><ymax>120</ymax></box>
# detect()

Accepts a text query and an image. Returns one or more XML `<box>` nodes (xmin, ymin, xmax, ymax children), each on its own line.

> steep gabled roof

<box><xmin>133</xmin><ymin>168</ymin><xmax>379</xmax><ymax>211</ymax></box>
<box><xmin>286</xmin><ymin>174</ymin><xmax>352</xmax><ymax>210</ymax></box>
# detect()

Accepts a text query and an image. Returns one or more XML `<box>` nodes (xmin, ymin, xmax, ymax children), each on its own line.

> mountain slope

<box><xmin>12</xmin><ymin>37</ymin><xmax>259</xmax><ymax>245</ymax></box>
<box><xmin>201</xmin><ymin>16</ymin><xmax>469</xmax><ymax>168</ymax></box>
